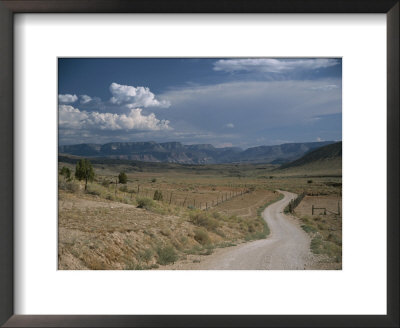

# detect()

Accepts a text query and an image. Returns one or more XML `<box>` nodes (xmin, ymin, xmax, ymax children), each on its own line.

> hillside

<box><xmin>278</xmin><ymin>141</ymin><xmax>342</xmax><ymax>176</ymax></box>
<box><xmin>59</xmin><ymin>141</ymin><xmax>334</xmax><ymax>165</ymax></box>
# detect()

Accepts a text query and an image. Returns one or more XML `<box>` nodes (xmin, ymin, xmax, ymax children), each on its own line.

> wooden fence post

<box><xmin>312</xmin><ymin>205</ymin><xmax>314</xmax><ymax>215</ymax></box>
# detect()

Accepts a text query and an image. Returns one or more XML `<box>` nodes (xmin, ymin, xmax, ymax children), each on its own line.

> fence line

<box><xmin>114</xmin><ymin>184</ymin><xmax>255</xmax><ymax>210</ymax></box>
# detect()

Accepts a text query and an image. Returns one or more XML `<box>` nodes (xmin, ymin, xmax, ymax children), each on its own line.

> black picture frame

<box><xmin>0</xmin><ymin>1</ymin><xmax>398</xmax><ymax>327</ymax></box>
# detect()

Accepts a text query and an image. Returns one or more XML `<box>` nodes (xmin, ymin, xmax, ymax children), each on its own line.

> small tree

<box><xmin>60</xmin><ymin>166</ymin><xmax>71</xmax><ymax>181</ymax></box>
<box><xmin>118</xmin><ymin>172</ymin><xmax>128</xmax><ymax>184</ymax></box>
<box><xmin>75</xmin><ymin>159</ymin><xmax>94</xmax><ymax>190</ymax></box>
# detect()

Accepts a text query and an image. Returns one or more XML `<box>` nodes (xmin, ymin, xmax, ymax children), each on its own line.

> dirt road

<box><xmin>166</xmin><ymin>190</ymin><xmax>315</xmax><ymax>270</ymax></box>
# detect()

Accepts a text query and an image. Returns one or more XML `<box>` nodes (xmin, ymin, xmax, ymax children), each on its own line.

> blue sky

<box><xmin>58</xmin><ymin>58</ymin><xmax>342</xmax><ymax>148</ymax></box>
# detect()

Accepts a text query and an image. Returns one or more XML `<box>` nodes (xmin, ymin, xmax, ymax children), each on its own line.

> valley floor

<box><xmin>58</xmin><ymin>160</ymin><xmax>342</xmax><ymax>270</ymax></box>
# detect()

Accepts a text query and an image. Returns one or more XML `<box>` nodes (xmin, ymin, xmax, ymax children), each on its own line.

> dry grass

<box><xmin>294</xmin><ymin>195</ymin><xmax>342</xmax><ymax>269</ymax></box>
<box><xmin>58</xmin><ymin>187</ymin><xmax>281</xmax><ymax>270</ymax></box>
<box><xmin>212</xmin><ymin>189</ymin><xmax>279</xmax><ymax>219</ymax></box>
<box><xmin>295</xmin><ymin>195</ymin><xmax>342</xmax><ymax>217</ymax></box>
<box><xmin>58</xmin><ymin>160</ymin><xmax>341</xmax><ymax>270</ymax></box>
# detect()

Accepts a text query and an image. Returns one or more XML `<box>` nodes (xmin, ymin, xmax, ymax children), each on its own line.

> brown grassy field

<box><xmin>294</xmin><ymin>195</ymin><xmax>342</xmax><ymax>269</ymax></box>
<box><xmin>58</xmin><ymin>159</ymin><xmax>342</xmax><ymax>269</ymax></box>
<box><xmin>58</xmin><ymin>163</ymin><xmax>282</xmax><ymax>269</ymax></box>
<box><xmin>213</xmin><ymin>189</ymin><xmax>280</xmax><ymax>219</ymax></box>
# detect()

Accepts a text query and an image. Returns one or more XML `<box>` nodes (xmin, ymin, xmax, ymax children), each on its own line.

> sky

<box><xmin>58</xmin><ymin>58</ymin><xmax>342</xmax><ymax>148</ymax></box>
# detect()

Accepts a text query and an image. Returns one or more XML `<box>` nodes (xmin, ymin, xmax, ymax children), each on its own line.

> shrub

<box><xmin>307</xmin><ymin>180</ymin><xmax>313</xmax><ymax>184</ymax></box>
<box><xmin>118</xmin><ymin>172</ymin><xmax>128</xmax><ymax>184</ymax></box>
<box><xmin>310</xmin><ymin>237</ymin><xmax>323</xmax><ymax>253</ymax></box>
<box><xmin>190</xmin><ymin>212</ymin><xmax>219</xmax><ymax>231</ymax></box>
<box><xmin>228</xmin><ymin>214</ymin><xmax>239</xmax><ymax>222</ymax></box>
<box><xmin>138</xmin><ymin>248</ymin><xmax>154</xmax><ymax>264</ymax></box>
<box><xmin>203</xmin><ymin>244</ymin><xmax>215</xmax><ymax>255</ymax></box>
<box><xmin>101</xmin><ymin>179</ymin><xmax>111</xmax><ymax>188</ymax></box>
<box><xmin>136</xmin><ymin>197</ymin><xmax>154</xmax><ymax>210</ymax></box>
<box><xmin>151</xmin><ymin>178</ymin><xmax>157</xmax><ymax>183</ymax></box>
<box><xmin>247</xmin><ymin>224</ymin><xmax>256</xmax><ymax>233</ymax></box>
<box><xmin>301</xmin><ymin>224</ymin><xmax>317</xmax><ymax>233</ymax></box>
<box><xmin>119</xmin><ymin>185</ymin><xmax>128</xmax><ymax>192</ymax></box>
<box><xmin>59</xmin><ymin>181</ymin><xmax>79</xmax><ymax>193</ymax></box>
<box><xmin>106</xmin><ymin>194</ymin><xmax>115</xmax><ymax>201</ymax></box>
<box><xmin>245</xmin><ymin>230</ymin><xmax>268</xmax><ymax>241</ymax></box>
<box><xmin>85</xmin><ymin>188</ymin><xmax>101</xmax><ymax>196</ymax></box>
<box><xmin>194</xmin><ymin>228</ymin><xmax>211</xmax><ymax>245</ymax></box>
<box><xmin>153</xmin><ymin>190</ymin><xmax>163</xmax><ymax>201</ymax></box>
<box><xmin>156</xmin><ymin>245</ymin><xmax>178</xmax><ymax>265</ymax></box>
<box><xmin>60</xmin><ymin>166</ymin><xmax>71</xmax><ymax>180</ymax></box>
<box><xmin>211</xmin><ymin>212</ymin><xmax>222</xmax><ymax>220</ymax></box>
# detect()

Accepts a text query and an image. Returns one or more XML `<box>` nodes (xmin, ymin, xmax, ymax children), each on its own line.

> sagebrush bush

<box><xmin>101</xmin><ymin>179</ymin><xmax>111</xmax><ymax>187</ymax></box>
<box><xmin>138</xmin><ymin>248</ymin><xmax>154</xmax><ymax>264</ymax></box>
<box><xmin>106</xmin><ymin>194</ymin><xmax>115</xmax><ymax>201</ymax></box>
<box><xmin>85</xmin><ymin>186</ymin><xmax>101</xmax><ymax>196</ymax></box>
<box><xmin>190</xmin><ymin>212</ymin><xmax>219</xmax><ymax>231</ymax></box>
<box><xmin>119</xmin><ymin>185</ymin><xmax>128</xmax><ymax>192</ymax></box>
<box><xmin>153</xmin><ymin>190</ymin><xmax>163</xmax><ymax>201</ymax></box>
<box><xmin>301</xmin><ymin>224</ymin><xmax>317</xmax><ymax>233</ymax></box>
<box><xmin>156</xmin><ymin>245</ymin><xmax>178</xmax><ymax>265</ymax></box>
<box><xmin>211</xmin><ymin>212</ymin><xmax>222</xmax><ymax>220</ymax></box>
<box><xmin>136</xmin><ymin>197</ymin><xmax>155</xmax><ymax>210</ymax></box>
<box><xmin>59</xmin><ymin>181</ymin><xmax>79</xmax><ymax>193</ymax></box>
<box><xmin>194</xmin><ymin>228</ymin><xmax>211</xmax><ymax>245</ymax></box>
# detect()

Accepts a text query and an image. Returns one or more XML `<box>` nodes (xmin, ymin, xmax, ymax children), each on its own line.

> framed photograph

<box><xmin>57</xmin><ymin>56</ymin><xmax>343</xmax><ymax>272</ymax></box>
<box><xmin>0</xmin><ymin>1</ymin><xmax>398</xmax><ymax>327</ymax></box>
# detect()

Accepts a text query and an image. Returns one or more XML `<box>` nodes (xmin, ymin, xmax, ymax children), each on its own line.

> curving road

<box><xmin>186</xmin><ymin>190</ymin><xmax>315</xmax><ymax>270</ymax></box>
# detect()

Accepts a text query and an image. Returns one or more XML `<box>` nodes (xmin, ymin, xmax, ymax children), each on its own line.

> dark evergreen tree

<box><xmin>75</xmin><ymin>159</ymin><xmax>94</xmax><ymax>190</ymax></box>
<box><xmin>118</xmin><ymin>172</ymin><xmax>128</xmax><ymax>184</ymax></box>
<box><xmin>60</xmin><ymin>166</ymin><xmax>71</xmax><ymax>180</ymax></box>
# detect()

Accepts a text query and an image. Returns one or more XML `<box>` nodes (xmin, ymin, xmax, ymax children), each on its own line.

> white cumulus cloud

<box><xmin>59</xmin><ymin>105</ymin><xmax>170</xmax><ymax>131</ymax></box>
<box><xmin>213</xmin><ymin>58</ymin><xmax>339</xmax><ymax>74</ymax></box>
<box><xmin>225</xmin><ymin>123</ymin><xmax>235</xmax><ymax>128</ymax></box>
<box><xmin>109</xmin><ymin>82</ymin><xmax>170</xmax><ymax>108</ymax></box>
<box><xmin>80</xmin><ymin>94</ymin><xmax>92</xmax><ymax>104</ymax></box>
<box><xmin>58</xmin><ymin>94</ymin><xmax>78</xmax><ymax>103</ymax></box>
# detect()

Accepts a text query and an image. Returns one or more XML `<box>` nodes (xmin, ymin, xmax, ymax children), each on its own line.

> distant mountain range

<box><xmin>59</xmin><ymin>140</ymin><xmax>336</xmax><ymax>165</ymax></box>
